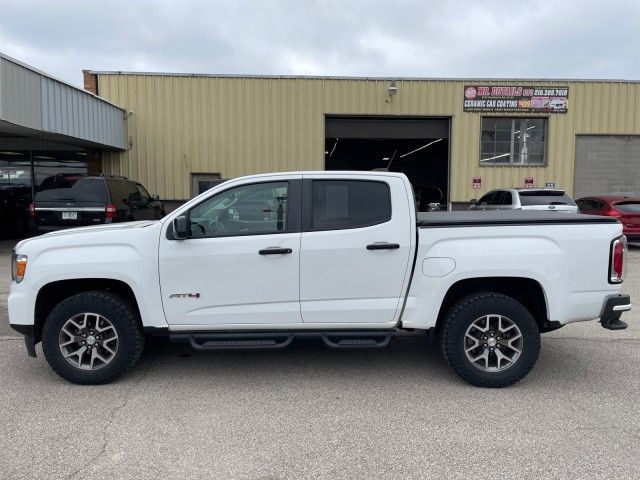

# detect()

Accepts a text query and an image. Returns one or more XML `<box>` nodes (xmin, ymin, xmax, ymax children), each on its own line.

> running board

<box><xmin>170</xmin><ymin>330</ymin><xmax>396</xmax><ymax>351</ymax></box>
<box><xmin>174</xmin><ymin>333</ymin><xmax>294</xmax><ymax>351</ymax></box>
<box><xmin>321</xmin><ymin>333</ymin><xmax>392</xmax><ymax>349</ymax></box>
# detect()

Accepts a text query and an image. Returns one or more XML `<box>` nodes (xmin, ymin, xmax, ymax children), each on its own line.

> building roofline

<box><xmin>86</xmin><ymin>70</ymin><xmax>640</xmax><ymax>84</ymax></box>
<box><xmin>0</xmin><ymin>51</ymin><xmax>126</xmax><ymax>111</ymax></box>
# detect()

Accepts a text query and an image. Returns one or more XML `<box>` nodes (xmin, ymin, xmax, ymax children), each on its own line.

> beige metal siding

<box><xmin>98</xmin><ymin>74</ymin><xmax>640</xmax><ymax>201</ymax></box>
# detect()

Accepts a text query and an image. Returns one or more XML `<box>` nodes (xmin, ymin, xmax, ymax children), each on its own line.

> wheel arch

<box><xmin>435</xmin><ymin>276</ymin><xmax>552</xmax><ymax>335</ymax></box>
<box><xmin>34</xmin><ymin>278</ymin><xmax>142</xmax><ymax>343</ymax></box>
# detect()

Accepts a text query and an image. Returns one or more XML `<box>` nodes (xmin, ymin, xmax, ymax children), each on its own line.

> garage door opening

<box><xmin>574</xmin><ymin>135</ymin><xmax>640</xmax><ymax>198</ymax></box>
<box><xmin>325</xmin><ymin>116</ymin><xmax>450</xmax><ymax>211</ymax></box>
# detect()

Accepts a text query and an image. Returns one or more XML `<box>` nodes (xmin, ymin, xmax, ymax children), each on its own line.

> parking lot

<box><xmin>0</xmin><ymin>239</ymin><xmax>638</xmax><ymax>480</ymax></box>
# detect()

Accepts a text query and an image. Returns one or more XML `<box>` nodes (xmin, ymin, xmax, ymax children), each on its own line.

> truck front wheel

<box><xmin>440</xmin><ymin>292</ymin><xmax>540</xmax><ymax>388</ymax></box>
<box><xmin>42</xmin><ymin>291</ymin><xmax>144</xmax><ymax>385</ymax></box>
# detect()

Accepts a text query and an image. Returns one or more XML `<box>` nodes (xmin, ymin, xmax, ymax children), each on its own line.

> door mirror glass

<box><xmin>174</xmin><ymin>215</ymin><xmax>189</xmax><ymax>239</ymax></box>
<box><xmin>152</xmin><ymin>194</ymin><xmax>160</xmax><ymax>201</ymax></box>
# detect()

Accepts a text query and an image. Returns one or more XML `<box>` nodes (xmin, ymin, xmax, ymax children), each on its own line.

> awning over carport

<box><xmin>0</xmin><ymin>52</ymin><xmax>126</xmax><ymax>150</ymax></box>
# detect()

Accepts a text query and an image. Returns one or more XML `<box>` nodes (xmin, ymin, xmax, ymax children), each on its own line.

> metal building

<box><xmin>0</xmin><ymin>52</ymin><xmax>126</xmax><ymax>234</ymax></box>
<box><xmin>85</xmin><ymin>72</ymin><xmax>640</xmax><ymax>206</ymax></box>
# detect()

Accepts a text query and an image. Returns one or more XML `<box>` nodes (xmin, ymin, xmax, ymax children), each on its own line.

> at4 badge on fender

<box><xmin>169</xmin><ymin>293</ymin><xmax>200</xmax><ymax>299</ymax></box>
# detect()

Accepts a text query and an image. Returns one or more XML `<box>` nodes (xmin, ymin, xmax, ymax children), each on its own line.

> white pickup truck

<box><xmin>9</xmin><ymin>172</ymin><xmax>632</xmax><ymax>387</ymax></box>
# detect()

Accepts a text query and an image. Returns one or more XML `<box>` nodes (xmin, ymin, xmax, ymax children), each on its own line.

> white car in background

<box><xmin>470</xmin><ymin>188</ymin><xmax>578</xmax><ymax>213</ymax></box>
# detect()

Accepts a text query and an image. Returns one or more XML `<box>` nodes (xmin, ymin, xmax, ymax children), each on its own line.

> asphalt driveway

<box><xmin>1</xmin><ymin>239</ymin><xmax>639</xmax><ymax>479</ymax></box>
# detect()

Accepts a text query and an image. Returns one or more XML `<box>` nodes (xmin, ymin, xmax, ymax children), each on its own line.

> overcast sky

<box><xmin>1</xmin><ymin>0</ymin><xmax>639</xmax><ymax>87</ymax></box>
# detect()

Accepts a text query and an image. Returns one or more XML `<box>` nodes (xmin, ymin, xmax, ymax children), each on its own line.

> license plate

<box><xmin>62</xmin><ymin>211</ymin><xmax>78</xmax><ymax>220</ymax></box>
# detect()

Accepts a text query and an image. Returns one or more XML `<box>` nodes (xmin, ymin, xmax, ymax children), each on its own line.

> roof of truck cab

<box><xmin>218</xmin><ymin>171</ymin><xmax>410</xmax><ymax>182</ymax></box>
<box><xmin>417</xmin><ymin>210</ymin><xmax>618</xmax><ymax>227</ymax></box>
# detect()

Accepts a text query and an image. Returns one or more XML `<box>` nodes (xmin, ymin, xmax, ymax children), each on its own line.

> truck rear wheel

<box><xmin>440</xmin><ymin>292</ymin><xmax>540</xmax><ymax>388</ymax></box>
<box><xmin>42</xmin><ymin>291</ymin><xmax>144</xmax><ymax>385</ymax></box>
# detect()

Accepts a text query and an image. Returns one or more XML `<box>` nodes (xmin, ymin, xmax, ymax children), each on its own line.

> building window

<box><xmin>191</xmin><ymin>173</ymin><xmax>221</xmax><ymax>197</ymax></box>
<box><xmin>480</xmin><ymin>118</ymin><xmax>547</xmax><ymax>165</ymax></box>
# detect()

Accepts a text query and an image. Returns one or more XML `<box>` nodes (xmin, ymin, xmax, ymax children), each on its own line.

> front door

<box><xmin>299</xmin><ymin>176</ymin><xmax>413</xmax><ymax>325</ymax></box>
<box><xmin>159</xmin><ymin>177</ymin><xmax>302</xmax><ymax>327</ymax></box>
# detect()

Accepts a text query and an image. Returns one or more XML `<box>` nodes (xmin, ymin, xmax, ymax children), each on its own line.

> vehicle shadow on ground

<box><xmin>128</xmin><ymin>333</ymin><xmax>630</xmax><ymax>390</ymax></box>
<box><xmin>139</xmin><ymin>335</ymin><xmax>452</xmax><ymax>383</ymax></box>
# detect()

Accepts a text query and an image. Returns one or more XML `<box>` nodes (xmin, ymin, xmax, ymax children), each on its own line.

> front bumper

<box><xmin>600</xmin><ymin>294</ymin><xmax>632</xmax><ymax>330</ymax></box>
<box><xmin>9</xmin><ymin>324</ymin><xmax>37</xmax><ymax>357</ymax></box>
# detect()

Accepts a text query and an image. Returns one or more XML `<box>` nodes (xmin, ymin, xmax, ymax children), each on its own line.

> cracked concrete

<box><xmin>65</xmin><ymin>368</ymin><xmax>148</xmax><ymax>480</ymax></box>
<box><xmin>1</xmin><ymin>241</ymin><xmax>639</xmax><ymax>479</ymax></box>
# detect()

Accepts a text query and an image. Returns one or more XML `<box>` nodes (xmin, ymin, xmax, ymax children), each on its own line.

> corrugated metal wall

<box><xmin>0</xmin><ymin>55</ymin><xmax>125</xmax><ymax>149</ymax></box>
<box><xmin>98</xmin><ymin>74</ymin><xmax>640</xmax><ymax>200</ymax></box>
<box><xmin>0</xmin><ymin>56</ymin><xmax>41</xmax><ymax>128</ymax></box>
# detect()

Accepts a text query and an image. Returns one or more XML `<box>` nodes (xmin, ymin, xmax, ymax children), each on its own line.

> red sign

<box><xmin>472</xmin><ymin>176</ymin><xmax>482</xmax><ymax>189</ymax></box>
<box><xmin>524</xmin><ymin>177</ymin><xmax>534</xmax><ymax>188</ymax></box>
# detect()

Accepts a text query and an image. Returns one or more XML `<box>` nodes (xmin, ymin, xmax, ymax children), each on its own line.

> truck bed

<box><xmin>417</xmin><ymin>210</ymin><xmax>618</xmax><ymax>227</ymax></box>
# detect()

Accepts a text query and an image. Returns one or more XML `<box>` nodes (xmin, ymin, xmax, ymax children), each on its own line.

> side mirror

<box><xmin>152</xmin><ymin>194</ymin><xmax>160</xmax><ymax>201</ymax></box>
<box><xmin>173</xmin><ymin>215</ymin><xmax>189</xmax><ymax>239</ymax></box>
<box><xmin>470</xmin><ymin>198</ymin><xmax>478</xmax><ymax>204</ymax></box>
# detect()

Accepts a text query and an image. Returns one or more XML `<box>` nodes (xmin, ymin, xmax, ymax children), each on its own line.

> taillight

<box><xmin>609</xmin><ymin>236</ymin><xmax>626</xmax><ymax>283</ymax></box>
<box><xmin>105</xmin><ymin>204</ymin><xmax>117</xmax><ymax>219</ymax></box>
<box><xmin>605</xmin><ymin>208</ymin><xmax>622</xmax><ymax>219</ymax></box>
<box><xmin>28</xmin><ymin>203</ymin><xmax>35</xmax><ymax>219</ymax></box>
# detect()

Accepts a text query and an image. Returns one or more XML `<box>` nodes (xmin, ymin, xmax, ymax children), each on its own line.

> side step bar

<box><xmin>170</xmin><ymin>331</ymin><xmax>397</xmax><ymax>351</ymax></box>
<box><xmin>321</xmin><ymin>332</ymin><xmax>392</xmax><ymax>349</ymax></box>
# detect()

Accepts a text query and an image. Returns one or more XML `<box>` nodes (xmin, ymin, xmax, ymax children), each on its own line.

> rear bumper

<box><xmin>600</xmin><ymin>294</ymin><xmax>632</xmax><ymax>330</ymax></box>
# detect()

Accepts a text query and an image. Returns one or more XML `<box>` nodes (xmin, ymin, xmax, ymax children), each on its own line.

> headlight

<box><xmin>11</xmin><ymin>252</ymin><xmax>28</xmax><ymax>283</ymax></box>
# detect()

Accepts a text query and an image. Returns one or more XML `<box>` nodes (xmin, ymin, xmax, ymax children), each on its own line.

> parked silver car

<box><xmin>469</xmin><ymin>188</ymin><xmax>578</xmax><ymax>213</ymax></box>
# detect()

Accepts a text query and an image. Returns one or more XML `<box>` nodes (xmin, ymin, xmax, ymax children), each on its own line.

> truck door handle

<box><xmin>259</xmin><ymin>247</ymin><xmax>293</xmax><ymax>255</ymax></box>
<box><xmin>366</xmin><ymin>242</ymin><xmax>400</xmax><ymax>250</ymax></box>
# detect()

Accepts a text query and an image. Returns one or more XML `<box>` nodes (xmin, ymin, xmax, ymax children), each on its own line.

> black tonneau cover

<box><xmin>417</xmin><ymin>210</ymin><xmax>618</xmax><ymax>228</ymax></box>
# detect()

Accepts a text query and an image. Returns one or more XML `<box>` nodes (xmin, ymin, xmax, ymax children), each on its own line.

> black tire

<box><xmin>42</xmin><ymin>291</ymin><xmax>144</xmax><ymax>385</ymax></box>
<box><xmin>440</xmin><ymin>292</ymin><xmax>540</xmax><ymax>388</ymax></box>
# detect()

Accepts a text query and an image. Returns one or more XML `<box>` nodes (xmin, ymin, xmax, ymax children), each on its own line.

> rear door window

<box><xmin>107</xmin><ymin>180</ymin><xmax>127</xmax><ymax>206</ymax></box>
<box><xmin>489</xmin><ymin>191</ymin><xmax>509</xmax><ymax>206</ymax></box>
<box><xmin>34</xmin><ymin>178</ymin><xmax>109</xmax><ymax>203</ymax></box>
<box><xmin>310</xmin><ymin>180</ymin><xmax>391</xmax><ymax>231</ymax></box>
<box><xmin>518</xmin><ymin>190</ymin><xmax>576</xmax><ymax>206</ymax></box>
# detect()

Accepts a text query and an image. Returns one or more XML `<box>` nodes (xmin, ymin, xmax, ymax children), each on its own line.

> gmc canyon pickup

<box><xmin>9</xmin><ymin>172</ymin><xmax>632</xmax><ymax>387</ymax></box>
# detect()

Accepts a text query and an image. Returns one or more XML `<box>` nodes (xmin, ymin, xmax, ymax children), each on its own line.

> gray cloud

<box><xmin>1</xmin><ymin>0</ymin><xmax>638</xmax><ymax>86</ymax></box>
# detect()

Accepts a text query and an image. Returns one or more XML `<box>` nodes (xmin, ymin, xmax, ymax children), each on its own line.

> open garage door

<box><xmin>325</xmin><ymin>116</ymin><xmax>450</xmax><ymax>211</ymax></box>
<box><xmin>574</xmin><ymin>135</ymin><xmax>640</xmax><ymax>198</ymax></box>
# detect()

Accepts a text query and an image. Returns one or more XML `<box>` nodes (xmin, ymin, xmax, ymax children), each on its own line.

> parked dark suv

<box><xmin>30</xmin><ymin>175</ymin><xmax>165</xmax><ymax>233</ymax></box>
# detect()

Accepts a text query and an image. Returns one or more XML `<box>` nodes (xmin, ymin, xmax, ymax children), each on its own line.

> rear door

<box><xmin>299</xmin><ymin>175</ymin><xmax>413</xmax><ymax>325</ymax></box>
